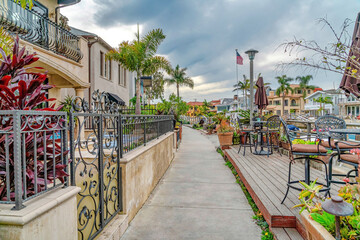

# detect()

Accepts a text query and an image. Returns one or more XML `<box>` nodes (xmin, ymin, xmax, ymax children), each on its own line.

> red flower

<box><xmin>343</xmin><ymin>177</ymin><xmax>350</xmax><ymax>183</ymax></box>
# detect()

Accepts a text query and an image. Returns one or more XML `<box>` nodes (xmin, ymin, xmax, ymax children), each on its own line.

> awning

<box><xmin>106</xmin><ymin>92</ymin><xmax>125</xmax><ymax>106</ymax></box>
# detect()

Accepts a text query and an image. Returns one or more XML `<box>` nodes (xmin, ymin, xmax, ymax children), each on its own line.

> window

<box><xmin>276</xmin><ymin>110</ymin><xmax>281</xmax><ymax>115</ymax></box>
<box><xmin>269</xmin><ymin>101</ymin><xmax>272</xmax><ymax>105</ymax></box>
<box><xmin>291</xmin><ymin>99</ymin><xmax>297</xmax><ymax>106</ymax></box>
<box><xmin>104</xmin><ymin>59</ymin><xmax>108</xmax><ymax>78</ymax></box>
<box><xmin>308</xmin><ymin>90</ymin><xmax>311</xmax><ymax>94</ymax></box>
<box><xmin>284</xmin><ymin>100</ymin><xmax>288</xmax><ymax>106</ymax></box>
<box><xmin>100</xmin><ymin>51</ymin><xmax>104</xmax><ymax>76</ymax></box>
<box><xmin>108</xmin><ymin>60</ymin><xmax>111</xmax><ymax>80</ymax></box>
<box><xmin>297</xmin><ymin>90</ymin><xmax>302</xmax><ymax>94</ymax></box>
<box><xmin>118</xmin><ymin>66</ymin><xmax>126</xmax><ymax>86</ymax></box>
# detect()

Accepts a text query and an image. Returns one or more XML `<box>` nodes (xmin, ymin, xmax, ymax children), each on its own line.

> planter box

<box><xmin>301</xmin><ymin>211</ymin><xmax>335</xmax><ymax>240</ymax></box>
<box><xmin>218</xmin><ymin>132</ymin><xmax>233</xmax><ymax>147</ymax></box>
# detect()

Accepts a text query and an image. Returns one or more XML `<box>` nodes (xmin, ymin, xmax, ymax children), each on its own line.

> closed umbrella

<box><xmin>340</xmin><ymin>13</ymin><xmax>360</xmax><ymax>97</ymax></box>
<box><xmin>255</xmin><ymin>77</ymin><xmax>269</xmax><ymax>117</ymax></box>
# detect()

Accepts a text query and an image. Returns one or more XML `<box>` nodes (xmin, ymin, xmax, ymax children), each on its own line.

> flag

<box><xmin>236</xmin><ymin>50</ymin><xmax>243</xmax><ymax>65</ymax></box>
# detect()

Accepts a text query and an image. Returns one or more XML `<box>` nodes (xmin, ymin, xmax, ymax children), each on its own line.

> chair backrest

<box><xmin>266</xmin><ymin>115</ymin><xmax>281</xmax><ymax>131</ymax></box>
<box><xmin>237</xmin><ymin>117</ymin><xmax>245</xmax><ymax>130</ymax></box>
<box><xmin>314</xmin><ymin>115</ymin><xmax>346</xmax><ymax>140</ymax></box>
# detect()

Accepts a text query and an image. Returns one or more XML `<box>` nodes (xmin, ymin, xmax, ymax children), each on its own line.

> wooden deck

<box><xmin>224</xmin><ymin>146</ymin><xmax>341</xmax><ymax>240</ymax></box>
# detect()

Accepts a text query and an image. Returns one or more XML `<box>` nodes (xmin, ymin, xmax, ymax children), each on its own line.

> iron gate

<box><xmin>69</xmin><ymin>91</ymin><xmax>173</xmax><ymax>239</ymax></box>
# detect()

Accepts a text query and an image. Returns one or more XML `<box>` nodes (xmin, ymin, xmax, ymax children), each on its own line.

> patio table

<box><xmin>253</xmin><ymin>121</ymin><xmax>271</xmax><ymax>155</ymax></box>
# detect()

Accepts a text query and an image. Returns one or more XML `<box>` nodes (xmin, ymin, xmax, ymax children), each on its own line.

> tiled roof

<box><xmin>187</xmin><ymin>101</ymin><xmax>203</xmax><ymax>106</ymax></box>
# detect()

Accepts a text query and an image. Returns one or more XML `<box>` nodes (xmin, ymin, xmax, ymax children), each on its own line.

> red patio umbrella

<box><xmin>340</xmin><ymin>13</ymin><xmax>360</xmax><ymax>97</ymax></box>
<box><xmin>254</xmin><ymin>77</ymin><xmax>269</xmax><ymax>116</ymax></box>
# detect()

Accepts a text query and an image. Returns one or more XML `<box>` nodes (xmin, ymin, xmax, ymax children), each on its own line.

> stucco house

<box><xmin>304</xmin><ymin>89</ymin><xmax>346</xmax><ymax>116</ymax></box>
<box><xmin>1</xmin><ymin>0</ymin><xmax>90</xmax><ymax>106</ymax></box>
<box><xmin>70</xmin><ymin>27</ymin><xmax>135</xmax><ymax>106</ymax></box>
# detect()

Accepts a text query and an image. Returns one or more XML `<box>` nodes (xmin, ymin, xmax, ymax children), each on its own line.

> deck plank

<box><xmin>224</xmin><ymin>146</ymin><xmax>343</xmax><ymax>240</ymax></box>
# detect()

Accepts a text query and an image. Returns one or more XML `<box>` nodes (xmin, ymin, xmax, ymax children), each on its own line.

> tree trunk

<box><xmin>244</xmin><ymin>89</ymin><xmax>247</xmax><ymax>110</ymax></box>
<box><xmin>135</xmin><ymin>72</ymin><xmax>141</xmax><ymax>114</ymax></box>
<box><xmin>177</xmin><ymin>83</ymin><xmax>179</xmax><ymax>99</ymax></box>
<box><xmin>282</xmin><ymin>94</ymin><xmax>285</xmax><ymax>116</ymax></box>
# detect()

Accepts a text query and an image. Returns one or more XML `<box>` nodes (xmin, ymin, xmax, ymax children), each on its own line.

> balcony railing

<box><xmin>0</xmin><ymin>0</ymin><xmax>83</xmax><ymax>62</ymax></box>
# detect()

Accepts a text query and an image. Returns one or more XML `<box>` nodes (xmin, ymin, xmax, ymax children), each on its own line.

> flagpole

<box><xmin>236</xmin><ymin>49</ymin><xmax>239</xmax><ymax>97</ymax></box>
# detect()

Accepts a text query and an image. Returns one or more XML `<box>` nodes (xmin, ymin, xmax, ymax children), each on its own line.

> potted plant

<box><xmin>294</xmin><ymin>179</ymin><xmax>360</xmax><ymax>240</ymax></box>
<box><xmin>280</xmin><ymin>135</ymin><xmax>290</xmax><ymax>150</ymax></box>
<box><xmin>217</xmin><ymin>120</ymin><xmax>234</xmax><ymax>147</ymax></box>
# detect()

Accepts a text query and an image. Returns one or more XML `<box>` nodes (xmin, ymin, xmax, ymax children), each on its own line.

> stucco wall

<box><xmin>0</xmin><ymin>187</ymin><xmax>80</xmax><ymax>240</ymax></box>
<box><xmin>87</xmin><ymin>42</ymin><xmax>132</xmax><ymax>105</ymax></box>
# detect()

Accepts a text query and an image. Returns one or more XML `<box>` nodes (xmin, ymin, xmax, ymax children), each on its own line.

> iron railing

<box><xmin>0</xmin><ymin>0</ymin><xmax>83</xmax><ymax>62</ymax></box>
<box><xmin>69</xmin><ymin>90</ymin><xmax>173</xmax><ymax>240</ymax></box>
<box><xmin>0</xmin><ymin>110</ymin><xmax>68</xmax><ymax>210</ymax></box>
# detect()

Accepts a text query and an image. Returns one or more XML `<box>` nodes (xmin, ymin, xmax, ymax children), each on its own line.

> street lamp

<box><xmin>245</xmin><ymin>49</ymin><xmax>258</xmax><ymax>126</ymax></box>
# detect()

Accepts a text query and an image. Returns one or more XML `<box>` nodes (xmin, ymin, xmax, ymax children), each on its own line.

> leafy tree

<box><xmin>295</xmin><ymin>75</ymin><xmax>317</xmax><ymax>99</ymax></box>
<box><xmin>275</xmin><ymin>75</ymin><xmax>294</xmax><ymax>115</ymax></box>
<box><xmin>145</xmin><ymin>71</ymin><xmax>165</xmax><ymax>103</ymax></box>
<box><xmin>165</xmin><ymin>64</ymin><xmax>194</xmax><ymax>98</ymax></box>
<box><xmin>233</xmin><ymin>75</ymin><xmax>250</xmax><ymax>109</ymax></box>
<box><xmin>0</xmin><ymin>28</ymin><xmax>13</xmax><ymax>58</ymax></box>
<box><xmin>157</xmin><ymin>94</ymin><xmax>189</xmax><ymax>121</ymax></box>
<box><xmin>278</xmin><ymin>17</ymin><xmax>360</xmax><ymax>96</ymax></box>
<box><xmin>107</xmin><ymin>27</ymin><xmax>170</xmax><ymax>114</ymax></box>
<box><xmin>314</xmin><ymin>94</ymin><xmax>333</xmax><ymax>116</ymax></box>
<box><xmin>15</xmin><ymin>0</ymin><xmax>35</xmax><ymax>9</ymax></box>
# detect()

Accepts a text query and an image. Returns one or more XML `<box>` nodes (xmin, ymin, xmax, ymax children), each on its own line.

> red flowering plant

<box><xmin>0</xmin><ymin>37</ymin><xmax>69</xmax><ymax>201</ymax></box>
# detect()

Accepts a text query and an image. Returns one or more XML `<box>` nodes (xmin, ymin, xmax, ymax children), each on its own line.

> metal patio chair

<box><xmin>280</xmin><ymin>118</ymin><xmax>330</xmax><ymax>204</ymax></box>
<box><xmin>237</xmin><ymin>117</ymin><xmax>254</xmax><ymax>156</ymax></box>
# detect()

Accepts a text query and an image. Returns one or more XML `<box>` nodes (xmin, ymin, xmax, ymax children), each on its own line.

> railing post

<box><xmin>98</xmin><ymin>115</ymin><xmax>105</xmax><ymax>229</ymax></box>
<box><xmin>62</xmin><ymin>112</ymin><xmax>69</xmax><ymax>187</ymax></box>
<box><xmin>119</xmin><ymin>115</ymin><xmax>123</xmax><ymax>158</ymax></box>
<box><xmin>157</xmin><ymin>119</ymin><xmax>160</xmax><ymax>139</ymax></box>
<box><xmin>307</xmin><ymin>122</ymin><xmax>311</xmax><ymax>141</ymax></box>
<box><xmin>13</xmin><ymin>111</ymin><xmax>24</xmax><ymax>210</ymax></box>
<box><xmin>69</xmin><ymin>112</ymin><xmax>75</xmax><ymax>186</ymax></box>
<box><xmin>144</xmin><ymin>117</ymin><xmax>146</xmax><ymax>146</ymax></box>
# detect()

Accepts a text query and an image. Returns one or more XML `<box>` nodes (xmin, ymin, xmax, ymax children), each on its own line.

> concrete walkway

<box><xmin>121</xmin><ymin>127</ymin><xmax>261</xmax><ymax>240</ymax></box>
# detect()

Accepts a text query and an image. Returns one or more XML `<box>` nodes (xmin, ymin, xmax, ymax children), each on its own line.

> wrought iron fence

<box><xmin>69</xmin><ymin>91</ymin><xmax>173</xmax><ymax>240</ymax></box>
<box><xmin>0</xmin><ymin>0</ymin><xmax>83</xmax><ymax>62</ymax></box>
<box><xmin>0</xmin><ymin>110</ymin><xmax>68</xmax><ymax>210</ymax></box>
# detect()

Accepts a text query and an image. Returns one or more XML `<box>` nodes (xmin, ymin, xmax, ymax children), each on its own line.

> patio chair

<box><xmin>280</xmin><ymin>118</ymin><xmax>330</xmax><ymax>204</ymax></box>
<box><xmin>330</xmin><ymin>141</ymin><xmax>360</xmax><ymax>185</ymax></box>
<box><xmin>315</xmin><ymin>115</ymin><xmax>354</xmax><ymax>185</ymax></box>
<box><xmin>237</xmin><ymin>117</ymin><xmax>254</xmax><ymax>156</ymax></box>
<box><xmin>261</xmin><ymin>115</ymin><xmax>281</xmax><ymax>156</ymax></box>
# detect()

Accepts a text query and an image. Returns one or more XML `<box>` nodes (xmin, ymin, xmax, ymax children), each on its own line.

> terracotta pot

<box><xmin>240</xmin><ymin>135</ymin><xmax>246</xmax><ymax>144</ymax></box>
<box><xmin>300</xmin><ymin>211</ymin><xmax>335</xmax><ymax>240</ymax></box>
<box><xmin>217</xmin><ymin>132</ymin><xmax>233</xmax><ymax>146</ymax></box>
<box><xmin>282</xmin><ymin>142</ymin><xmax>290</xmax><ymax>150</ymax></box>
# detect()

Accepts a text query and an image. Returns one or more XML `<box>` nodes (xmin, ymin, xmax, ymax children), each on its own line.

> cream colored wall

<box><xmin>37</xmin><ymin>0</ymin><xmax>58</xmax><ymax>21</ymax></box>
<box><xmin>90</xmin><ymin>42</ymin><xmax>131</xmax><ymax>105</ymax></box>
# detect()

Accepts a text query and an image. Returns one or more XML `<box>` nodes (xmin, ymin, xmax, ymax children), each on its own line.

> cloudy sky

<box><xmin>62</xmin><ymin>0</ymin><xmax>360</xmax><ymax>102</ymax></box>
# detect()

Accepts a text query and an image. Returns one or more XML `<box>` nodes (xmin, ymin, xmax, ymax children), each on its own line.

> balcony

<box><xmin>0</xmin><ymin>0</ymin><xmax>83</xmax><ymax>62</ymax></box>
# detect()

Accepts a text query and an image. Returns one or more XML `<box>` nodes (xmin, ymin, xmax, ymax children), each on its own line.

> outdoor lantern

<box><xmin>245</xmin><ymin>49</ymin><xmax>259</xmax><ymax>61</ymax></box>
<box><xmin>322</xmin><ymin>196</ymin><xmax>354</xmax><ymax>240</ymax></box>
<box><xmin>141</xmin><ymin>76</ymin><xmax>152</xmax><ymax>87</ymax></box>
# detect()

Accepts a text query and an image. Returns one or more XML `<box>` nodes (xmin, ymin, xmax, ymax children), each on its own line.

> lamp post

<box><xmin>245</xmin><ymin>49</ymin><xmax>258</xmax><ymax>126</ymax></box>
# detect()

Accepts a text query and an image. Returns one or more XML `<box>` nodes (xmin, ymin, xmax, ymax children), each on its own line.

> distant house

<box><xmin>338</xmin><ymin>93</ymin><xmax>360</xmax><ymax>117</ymax></box>
<box><xmin>304</xmin><ymin>89</ymin><xmax>346</xmax><ymax>116</ymax></box>
<box><xmin>210</xmin><ymin>99</ymin><xmax>221</xmax><ymax>113</ymax></box>
<box><xmin>217</xmin><ymin>98</ymin><xmax>234</xmax><ymax>112</ymax></box>
<box><xmin>186</xmin><ymin>102</ymin><xmax>203</xmax><ymax>116</ymax></box>
<box><xmin>267</xmin><ymin>84</ymin><xmax>319</xmax><ymax>116</ymax></box>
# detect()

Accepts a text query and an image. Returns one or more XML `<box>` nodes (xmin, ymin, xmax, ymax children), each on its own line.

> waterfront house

<box><xmin>304</xmin><ymin>89</ymin><xmax>346</xmax><ymax>116</ymax></box>
<box><xmin>0</xmin><ymin>0</ymin><xmax>90</xmax><ymax>106</ymax></box>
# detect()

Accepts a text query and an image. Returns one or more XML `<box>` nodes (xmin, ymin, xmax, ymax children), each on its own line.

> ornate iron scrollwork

<box><xmin>72</xmin><ymin>90</ymin><xmax>121</xmax><ymax>114</ymax></box>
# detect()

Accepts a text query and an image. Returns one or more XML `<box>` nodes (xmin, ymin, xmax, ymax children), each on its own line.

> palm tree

<box><xmin>233</xmin><ymin>75</ymin><xmax>250</xmax><ymax>110</ymax></box>
<box><xmin>107</xmin><ymin>28</ymin><xmax>170</xmax><ymax>114</ymax></box>
<box><xmin>275</xmin><ymin>75</ymin><xmax>294</xmax><ymax>116</ymax></box>
<box><xmin>295</xmin><ymin>75</ymin><xmax>316</xmax><ymax>99</ymax></box>
<box><xmin>314</xmin><ymin>95</ymin><xmax>333</xmax><ymax>116</ymax></box>
<box><xmin>165</xmin><ymin>64</ymin><xmax>194</xmax><ymax>98</ymax></box>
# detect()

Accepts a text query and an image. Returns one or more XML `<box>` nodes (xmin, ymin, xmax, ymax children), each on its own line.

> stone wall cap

<box><xmin>121</xmin><ymin>132</ymin><xmax>174</xmax><ymax>164</ymax></box>
<box><xmin>0</xmin><ymin>186</ymin><xmax>80</xmax><ymax>226</ymax></box>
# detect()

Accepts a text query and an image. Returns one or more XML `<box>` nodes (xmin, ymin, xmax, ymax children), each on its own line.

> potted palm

<box><xmin>217</xmin><ymin>120</ymin><xmax>234</xmax><ymax>147</ymax></box>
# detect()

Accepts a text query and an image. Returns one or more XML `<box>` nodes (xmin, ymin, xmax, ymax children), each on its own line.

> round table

<box><xmin>252</xmin><ymin>121</ymin><xmax>271</xmax><ymax>155</ymax></box>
